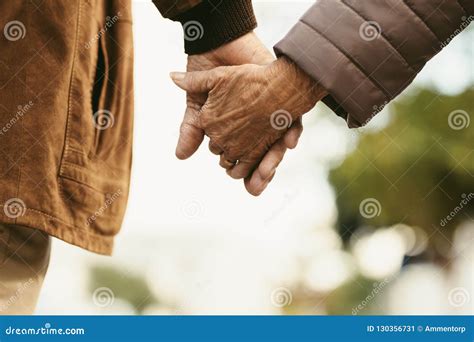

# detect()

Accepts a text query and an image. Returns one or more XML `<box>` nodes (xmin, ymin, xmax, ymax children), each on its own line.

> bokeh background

<box><xmin>38</xmin><ymin>0</ymin><xmax>473</xmax><ymax>315</ymax></box>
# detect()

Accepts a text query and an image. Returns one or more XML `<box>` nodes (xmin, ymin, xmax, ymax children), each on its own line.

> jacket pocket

<box><xmin>91</xmin><ymin>22</ymin><xmax>134</xmax><ymax>163</ymax></box>
<box><xmin>58</xmin><ymin>0</ymin><xmax>133</xmax><ymax>231</ymax></box>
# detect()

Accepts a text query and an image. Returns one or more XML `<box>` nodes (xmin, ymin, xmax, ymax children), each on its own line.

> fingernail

<box><xmin>170</xmin><ymin>72</ymin><xmax>185</xmax><ymax>81</ymax></box>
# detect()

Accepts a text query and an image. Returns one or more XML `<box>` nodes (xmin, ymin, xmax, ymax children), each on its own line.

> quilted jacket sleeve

<box><xmin>274</xmin><ymin>0</ymin><xmax>474</xmax><ymax>127</ymax></box>
<box><xmin>153</xmin><ymin>0</ymin><xmax>257</xmax><ymax>54</ymax></box>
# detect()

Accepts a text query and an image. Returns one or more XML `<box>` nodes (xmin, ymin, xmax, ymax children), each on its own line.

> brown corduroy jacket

<box><xmin>0</xmin><ymin>0</ymin><xmax>471</xmax><ymax>255</ymax></box>
<box><xmin>0</xmin><ymin>0</ymin><xmax>256</xmax><ymax>255</ymax></box>
<box><xmin>0</xmin><ymin>0</ymin><xmax>135</xmax><ymax>255</ymax></box>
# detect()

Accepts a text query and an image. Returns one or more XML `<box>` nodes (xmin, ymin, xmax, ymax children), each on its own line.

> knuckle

<box><xmin>212</xmin><ymin>67</ymin><xmax>228</xmax><ymax>81</ymax></box>
<box><xmin>199</xmin><ymin>113</ymin><xmax>211</xmax><ymax>128</ymax></box>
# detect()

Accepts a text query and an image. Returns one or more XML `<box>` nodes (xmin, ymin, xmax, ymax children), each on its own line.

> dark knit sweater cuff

<box><xmin>174</xmin><ymin>0</ymin><xmax>257</xmax><ymax>55</ymax></box>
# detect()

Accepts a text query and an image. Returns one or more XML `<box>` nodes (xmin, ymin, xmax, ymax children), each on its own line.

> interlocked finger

<box><xmin>208</xmin><ymin>140</ymin><xmax>223</xmax><ymax>155</ymax></box>
<box><xmin>219</xmin><ymin>154</ymin><xmax>237</xmax><ymax>169</ymax></box>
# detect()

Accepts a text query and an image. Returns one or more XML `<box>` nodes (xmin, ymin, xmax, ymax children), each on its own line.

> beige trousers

<box><xmin>0</xmin><ymin>224</ymin><xmax>51</xmax><ymax>315</ymax></box>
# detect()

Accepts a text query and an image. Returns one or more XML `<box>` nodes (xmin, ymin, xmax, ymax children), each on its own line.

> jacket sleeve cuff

<box><xmin>173</xmin><ymin>0</ymin><xmax>257</xmax><ymax>55</ymax></box>
<box><xmin>274</xmin><ymin>20</ymin><xmax>375</xmax><ymax>128</ymax></box>
<box><xmin>273</xmin><ymin>1</ymin><xmax>400</xmax><ymax>128</ymax></box>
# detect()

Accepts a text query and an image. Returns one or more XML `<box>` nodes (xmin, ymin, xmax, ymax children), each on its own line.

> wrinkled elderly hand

<box><xmin>175</xmin><ymin>33</ymin><xmax>308</xmax><ymax>195</ymax></box>
<box><xmin>172</xmin><ymin>55</ymin><xmax>326</xmax><ymax>195</ymax></box>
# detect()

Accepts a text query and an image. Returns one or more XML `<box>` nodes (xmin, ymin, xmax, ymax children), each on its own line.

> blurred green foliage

<box><xmin>329</xmin><ymin>88</ymin><xmax>473</xmax><ymax>247</ymax></box>
<box><xmin>89</xmin><ymin>266</ymin><xmax>158</xmax><ymax>314</ymax></box>
<box><xmin>325</xmin><ymin>276</ymin><xmax>386</xmax><ymax>315</ymax></box>
<box><xmin>285</xmin><ymin>88</ymin><xmax>474</xmax><ymax>315</ymax></box>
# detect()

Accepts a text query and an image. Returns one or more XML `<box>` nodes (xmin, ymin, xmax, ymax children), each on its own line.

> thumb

<box><xmin>176</xmin><ymin>107</ymin><xmax>205</xmax><ymax>160</ymax></box>
<box><xmin>283</xmin><ymin>117</ymin><xmax>303</xmax><ymax>149</ymax></box>
<box><xmin>170</xmin><ymin>69</ymin><xmax>219</xmax><ymax>93</ymax></box>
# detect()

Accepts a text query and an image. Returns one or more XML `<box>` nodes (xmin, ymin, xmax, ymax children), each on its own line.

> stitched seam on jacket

<box><xmin>4</xmin><ymin>207</ymin><xmax>114</xmax><ymax>255</ymax></box>
<box><xmin>401</xmin><ymin>0</ymin><xmax>442</xmax><ymax>43</ymax></box>
<box><xmin>15</xmin><ymin>208</ymin><xmax>97</xmax><ymax>233</ymax></box>
<box><xmin>59</xmin><ymin>173</ymin><xmax>112</xmax><ymax>195</ymax></box>
<box><xmin>0</xmin><ymin>206</ymin><xmax>114</xmax><ymax>243</ymax></box>
<box><xmin>61</xmin><ymin>0</ymin><xmax>82</xmax><ymax>176</ymax></box>
<box><xmin>299</xmin><ymin>20</ymin><xmax>391</xmax><ymax>101</ymax></box>
<box><xmin>341</xmin><ymin>1</ymin><xmax>416</xmax><ymax>75</ymax></box>
<box><xmin>14</xmin><ymin>1</ymin><xmax>32</xmax><ymax>225</ymax></box>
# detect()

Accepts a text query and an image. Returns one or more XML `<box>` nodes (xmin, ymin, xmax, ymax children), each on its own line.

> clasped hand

<box><xmin>170</xmin><ymin>33</ymin><xmax>326</xmax><ymax>195</ymax></box>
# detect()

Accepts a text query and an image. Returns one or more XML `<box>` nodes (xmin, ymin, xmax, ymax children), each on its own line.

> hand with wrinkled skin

<box><xmin>175</xmin><ymin>32</ymin><xmax>307</xmax><ymax>195</ymax></box>
<box><xmin>171</xmin><ymin>55</ymin><xmax>326</xmax><ymax>195</ymax></box>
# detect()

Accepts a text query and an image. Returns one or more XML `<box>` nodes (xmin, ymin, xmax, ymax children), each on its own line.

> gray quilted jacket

<box><xmin>275</xmin><ymin>0</ymin><xmax>474</xmax><ymax>126</ymax></box>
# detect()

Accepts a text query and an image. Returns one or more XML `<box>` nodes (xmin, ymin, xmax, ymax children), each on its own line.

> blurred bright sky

<box><xmin>38</xmin><ymin>1</ymin><xmax>473</xmax><ymax>315</ymax></box>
